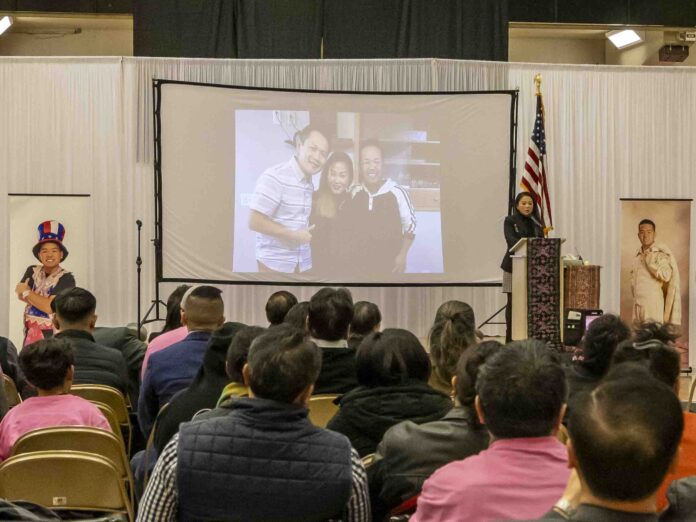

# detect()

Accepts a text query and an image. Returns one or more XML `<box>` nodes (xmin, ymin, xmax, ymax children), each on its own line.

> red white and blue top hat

<box><xmin>32</xmin><ymin>220</ymin><xmax>69</xmax><ymax>261</ymax></box>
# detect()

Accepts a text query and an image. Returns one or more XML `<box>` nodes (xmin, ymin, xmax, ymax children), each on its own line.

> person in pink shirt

<box><xmin>412</xmin><ymin>340</ymin><xmax>570</xmax><ymax>522</ymax></box>
<box><xmin>141</xmin><ymin>285</ymin><xmax>191</xmax><ymax>378</ymax></box>
<box><xmin>0</xmin><ymin>338</ymin><xmax>110</xmax><ymax>461</ymax></box>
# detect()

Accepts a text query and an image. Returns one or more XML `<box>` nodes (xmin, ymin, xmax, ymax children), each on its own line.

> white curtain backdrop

<box><xmin>1</xmin><ymin>57</ymin><xmax>694</xmax><ymax>360</ymax></box>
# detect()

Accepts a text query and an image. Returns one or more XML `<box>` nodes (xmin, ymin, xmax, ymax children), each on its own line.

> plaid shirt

<box><xmin>249</xmin><ymin>156</ymin><xmax>314</xmax><ymax>272</ymax></box>
<box><xmin>138</xmin><ymin>433</ymin><xmax>370</xmax><ymax>521</ymax></box>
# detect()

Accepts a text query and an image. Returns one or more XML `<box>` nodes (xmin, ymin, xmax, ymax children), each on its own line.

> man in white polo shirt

<box><xmin>249</xmin><ymin>125</ymin><xmax>330</xmax><ymax>273</ymax></box>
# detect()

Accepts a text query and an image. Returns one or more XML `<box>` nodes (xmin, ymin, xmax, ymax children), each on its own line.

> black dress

<box><xmin>309</xmin><ymin>193</ymin><xmax>349</xmax><ymax>277</ymax></box>
<box><xmin>500</xmin><ymin>212</ymin><xmax>544</xmax><ymax>274</ymax></box>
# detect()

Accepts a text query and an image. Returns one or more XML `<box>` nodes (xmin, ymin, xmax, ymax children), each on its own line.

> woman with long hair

<box><xmin>500</xmin><ymin>192</ymin><xmax>544</xmax><ymax>342</ymax></box>
<box><xmin>310</xmin><ymin>151</ymin><xmax>353</xmax><ymax>275</ymax></box>
<box><xmin>428</xmin><ymin>300</ymin><xmax>478</xmax><ymax>395</ymax></box>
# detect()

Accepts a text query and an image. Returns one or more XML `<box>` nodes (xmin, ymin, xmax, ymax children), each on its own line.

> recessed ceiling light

<box><xmin>0</xmin><ymin>16</ymin><xmax>12</xmax><ymax>36</ymax></box>
<box><xmin>606</xmin><ymin>29</ymin><xmax>643</xmax><ymax>49</ymax></box>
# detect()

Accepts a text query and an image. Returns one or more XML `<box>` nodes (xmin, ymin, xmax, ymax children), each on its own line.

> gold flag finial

<box><xmin>534</xmin><ymin>74</ymin><xmax>542</xmax><ymax>96</ymax></box>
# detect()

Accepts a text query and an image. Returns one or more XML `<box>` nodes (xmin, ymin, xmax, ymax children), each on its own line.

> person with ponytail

<box><xmin>427</xmin><ymin>300</ymin><xmax>478</xmax><ymax>395</ymax></box>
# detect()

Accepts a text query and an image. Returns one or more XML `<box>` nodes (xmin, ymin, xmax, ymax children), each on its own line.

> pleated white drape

<box><xmin>1</xmin><ymin>57</ymin><xmax>694</xmax><ymax>360</ymax></box>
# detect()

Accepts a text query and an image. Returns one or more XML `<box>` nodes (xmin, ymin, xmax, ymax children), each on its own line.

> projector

<box><xmin>659</xmin><ymin>45</ymin><xmax>689</xmax><ymax>62</ymax></box>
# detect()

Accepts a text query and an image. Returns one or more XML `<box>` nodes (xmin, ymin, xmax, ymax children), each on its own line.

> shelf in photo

<box><xmin>379</xmin><ymin>139</ymin><xmax>441</xmax><ymax>144</ymax></box>
<box><xmin>384</xmin><ymin>161</ymin><xmax>441</xmax><ymax>166</ymax></box>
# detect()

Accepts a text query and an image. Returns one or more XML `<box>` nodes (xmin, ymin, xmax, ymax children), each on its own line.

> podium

<box><xmin>510</xmin><ymin>238</ymin><xmax>565</xmax><ymax>345</ymax></box>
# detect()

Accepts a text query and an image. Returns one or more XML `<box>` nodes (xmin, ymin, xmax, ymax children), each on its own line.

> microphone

<box><xmin>136</xmin><ymin>220</ymin><xmax>143</xmax><ymax>227</ymax></box>
<box><xmin>574</xmin><ymin>247</ymin><xmax>584</xmax><ymax>262</ymax></box>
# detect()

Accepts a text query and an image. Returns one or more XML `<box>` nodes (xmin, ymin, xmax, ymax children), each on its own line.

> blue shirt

<box><xmin>137</xmin><ymin>331</ymin><xmax>211</xmax><ymax>436</ymax></box>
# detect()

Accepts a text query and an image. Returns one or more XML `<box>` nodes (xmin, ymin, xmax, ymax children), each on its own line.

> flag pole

<box><xmin>534</xmin><ymin>73</ymin><xmax>542</xmax><ymax>96</ymax></box>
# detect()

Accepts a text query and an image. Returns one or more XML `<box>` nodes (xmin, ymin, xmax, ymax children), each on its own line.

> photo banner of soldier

<box><xmin>619</xmin><ymin>199</ymin><xmax>691</xmax><ymax>367</ymax></box>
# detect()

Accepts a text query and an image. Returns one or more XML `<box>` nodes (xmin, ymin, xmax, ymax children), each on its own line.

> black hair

<box><xmin>246</xmin><ymin>324</ymin><xmax>321</xmax><ymax>403</ymax></box>
<box><xmin>162</xmin><ymin>285</ymin><xmax>191</xmax><ymax>333</ymax></box>
<box><xmin>476</xmin><ymin>339</ymin><xmax>566</xmax><ymax>438</ymax></box>
<box><xmin>308</xmin><ymin>288</ymin><xmax>354</xmax><ymax>341</ymax></box>
<box><xmin>428</xmin><ymin>300</ymin><xmax>477</xmax><ymax>387</ymax></box>
<box><xmin>359</xmin><ymin>138</ymin><xmax>383</xmax><ymax>157</ymax></box>
<box><xmin>265</xmin><ymin>291</ymin><xmax>298</xmax><ymax>326</ymax></box>
<box><xmin>182</xmin><ymin>286</ymin><xmax>224</xmax><ymax>327</ymax></box>
<box><xmin>569</xmin><ymin>363</ymin><xmax>683</xmax><ymax>501</ymax></box>
<box><xmin>283</xmin><ymin>301</ymin><xmax>310</xmax><ymax>330</ymax></box>
<box><xmin>454</xmin><ymin>340</ymin><xmax>503</xmax><ymax>414</ymax></box>
<box><xmin>20</xmin><ymin>338</ymin><xmax>74</xmax><ymax>390</ymax></box>
<box><xmin>294</xmin><ymin>124</ymin><xmax>328</xmax><ymax>146</ymax></box>
<box><xmin>612</xmin><ymin>339</ymin><xmax>681</xmax><ymax>389</ymax></box>
<box><xmin>350</xmin><ymin>301</ymin><xmax>382</xmax><ymax>341</ymax></box>
<box><xmin>54</xmin><ymin>287</ymin><xmax>96</xmax><ymax>324</ymax></box>
<box><xmin>639</xmin><ymin>219</ymin><xmax>656</xmax><ymax>230</ymax></box>
<box><xmin>579</xmin><ymin>314</ymin><xmax>631</xmax><ymax>377</ymax></box>
<box><xmin>355</xmin><ymin>328</ymin><xmax>431</xmax><ymax>387</ymax></box>
<box><xmin>633</xmin><ymin>321</ymin><xmax>681</xmax><ymax>345</ymax></box>
<box><xmin>226</xmin><ymin>326</ymin><xmax>266</xmax><ymax>383</ymax></box>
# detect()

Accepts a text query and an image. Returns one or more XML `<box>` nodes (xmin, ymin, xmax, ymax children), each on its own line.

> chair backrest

<box><xmin>11</xmin><ymin>426</ymin><xmax>129</xmax><ymax>478</ymax></box>
<box><xmin>91</xmin><ymin>401</ymin><xmax>126</xmax><ymax>450</ymax></box>
<box><xmin>307</xmin><ymin>394</ymin><xmax>339</xmax><ymax>428</ymax></box>
<box><xmin>11</xmin><ymin>426</ymin><xmax>135</xmax><ymax>509</ymax></box>
<box><xmin>69</xmin><ymin>385</ymin><xmax>129</xmax><ymax>424</ymax></box>
<box><xmin>3</xmin><ymin>375</ymin><xmax>21</xmax><ymax>408</ymax></box>
<box><xmin>0</xmin><ymin>450</ymin><xmax>133</xmax><ymax>521</ymax></box>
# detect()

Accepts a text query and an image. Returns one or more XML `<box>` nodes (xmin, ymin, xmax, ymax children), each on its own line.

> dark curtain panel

<box><xmin>233</xmin><ymin>0</ymin><xmax>323</xmax><ymax>58</ymax></box>
<box><xmin>134</xmin><ymin>0</ymin><xmax>321</xmax><ymax>58</ymax></box>
<box><xmin>323</xmin><ymin>0</ymin><xmax>508</xmax><ymax>61</ymax></box>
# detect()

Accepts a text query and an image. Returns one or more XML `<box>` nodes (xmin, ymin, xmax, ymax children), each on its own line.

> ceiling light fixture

<box><xmin>606</xmin><ymin>29</ymin><xmax>643</xmax><ymax>49</ymax></box>
<box><xmin>0</xmin><ymin>16</ymin><xmax>12</xmax><ymax>36</ymax></box>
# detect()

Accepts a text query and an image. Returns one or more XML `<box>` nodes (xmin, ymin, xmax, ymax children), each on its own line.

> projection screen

<box><xmin>155</xmin><ymin>81</ymin><xmax>517</xmax><ymax>285</ymax></box>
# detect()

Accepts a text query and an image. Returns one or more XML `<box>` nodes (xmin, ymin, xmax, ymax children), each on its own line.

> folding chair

<box><xmin>0</xmin><ymin>450</ymin><xmax>133</xmax><ymax>521</ymax></box>
<box><xmin>70</xmin><ymin>385</ymin><xmax>132</xmax><ymax>453</ymax></box>
<box><xmin>307</xmin><ymin>394</ymin><xmax>339</xmax><ymax>428</ymax></box>
<box><xmin>3</xmin><ymin>375</ymin><xmax>21</xmax><ymax>408</ymax></box>
<box><xmin>11</xmin><ymin>426</ymin><xmax>135</xmax><ymax>508</ymax></box>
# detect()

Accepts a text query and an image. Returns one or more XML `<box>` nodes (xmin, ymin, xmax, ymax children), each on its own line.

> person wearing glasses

<box><xmin>249</xmin><ymin>124</ymin><xmax>330</xmax><ymax>274</ymax></box>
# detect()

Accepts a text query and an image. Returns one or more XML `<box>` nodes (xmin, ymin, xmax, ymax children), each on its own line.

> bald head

<box><xmin>181</xmin><ymin>286</ymin><xmax>225</xmax><ymax>332</ymax></box>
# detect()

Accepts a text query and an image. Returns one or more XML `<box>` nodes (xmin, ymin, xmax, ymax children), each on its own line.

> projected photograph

<box><xmin>232</xmin><ymin>110</ymin><xmax>444</xmax><ymax>278</ymax></box>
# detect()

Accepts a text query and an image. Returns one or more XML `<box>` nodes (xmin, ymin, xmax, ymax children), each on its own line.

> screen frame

<box><xmin>152</xmin><ymin>79</ymin><xmax>520</xmax><ymax>287</ymax></box>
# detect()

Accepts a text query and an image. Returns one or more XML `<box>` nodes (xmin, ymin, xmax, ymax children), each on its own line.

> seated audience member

<box><xmin>141</xmin><ymin>285</ymin><xmax>191</xmax><ymax>377</ymax></box>
<box><xmin>309</xmin><ymin>288</ymin><xmax>359</xmax><ymax>395</ymax></box>
<box><xmin>327</xmin><ymin>328</ymin><xmax>452</xmax><ymax>457</ymax></box>
<box><xmin>265</xmin><ymin>290</ymin><xmax>298</xmax><ymax>326</ymax></box>
<box><xmin>348</xmin><ymin>301</ymin><xmax>382</xmax><ymax>350</ymax></box>
<box><xmin>663</xmin><ymin>476</ymin><xmax>696</xmax><ymax>522</ymax></box>
<box><xmin>93</xmin><ymin>325</ymin><xmax>147</xmax><ymax>404</ymax></box>
<box><xmin>0</xmin><ymin>338</ymin><xmax>109</xmax><ymax>460</ymax></box>
<box><xmin>528</xmin><ymin>363</ymin><xmax>684</xmax><ymax>522</ymax></box>
<box><xmin>153</xmin><ymin>323</ymin><xmax>257</xmax><ymax>453</ymax></box>
<box><xmin>427</xmin><ymin>300</ymin><xmax>478</xmax><ymax>395</ymax></box>
<box><xmin>0</xmin><ymin>335</ymin><xmax>31</xmax><ymax>398</ymax></box>
<box><xmin>565</xmin><ymin>314</ymin><xmax>630</xmax><ymax>411</ymax></box>
<box><xmin>610</xmin><ymin>333</ymin><xmax>694</xmax><ymax>512</ymax></box>
<box><xmin>138</xmin><ymin>325</ymin><xmax>369</xmax><ymax>522</ymax></box>
<box><xmin>283</xmin><ymin>301</ymin><xmax>310</xmax><ymax>331</ymax></box>
<box><xmin>369</xmin><ymin>340</ymin><xmax>502</xmax><ymax>519</ymax></box>
<box><xmin>412</xmin><ymin>339</ymin><xmax>569</xmax><ymax>522</ymax></box>
<box><xmin>52</xmin><ymin>287</ymin><xmax>129</xmax><ymax>396</ymax></box>
<box><xmin>138</xmin><ymin>286</ymin><xmax>225</xmax><ymax>436</ymax></box>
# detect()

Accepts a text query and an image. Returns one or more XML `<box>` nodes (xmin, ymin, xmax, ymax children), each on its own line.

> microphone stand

<box><xmin>136</xmin><ymin>220</ymin><xmax>143</xmax><ymax>335</ymax></box>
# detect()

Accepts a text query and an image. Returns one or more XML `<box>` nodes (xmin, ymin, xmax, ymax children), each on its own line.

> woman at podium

<box><xmin>500</xmin><ymin>192</ymin><xmax>544</xmax><ymax>342</ymax></box>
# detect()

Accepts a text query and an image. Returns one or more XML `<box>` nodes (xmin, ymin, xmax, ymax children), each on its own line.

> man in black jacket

<box><xmin>52</xmin><ymin>288</ymin><xmax>129</xmax><ymax>397</ymax></box>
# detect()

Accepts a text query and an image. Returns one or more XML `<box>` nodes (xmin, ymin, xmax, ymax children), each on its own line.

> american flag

<box><xmin>520</xmin><ymin>94</ymin><xmax>553</xmax><ymax>232</ymax></box>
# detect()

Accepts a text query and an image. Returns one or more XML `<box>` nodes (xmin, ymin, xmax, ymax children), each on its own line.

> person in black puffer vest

<box><xmin>327</xmin><ymin>328</ymin><xmax>452</xmax><ymax>457</ymax></box>
<box><xmin>138</xmin><ymin>325</ymin><xmax>370</xmax><ymax>522</ymax></box>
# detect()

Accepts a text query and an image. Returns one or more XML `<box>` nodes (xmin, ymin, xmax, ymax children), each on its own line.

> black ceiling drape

<box><xmin>323</xmin><ymin>0</ymin><xmax>508</xmax><ymax>60</ymax></box>
<box><xmin>134</xmin><ymin>0</ymin><xmax>509</xmax><ymax>61</ymax></box>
